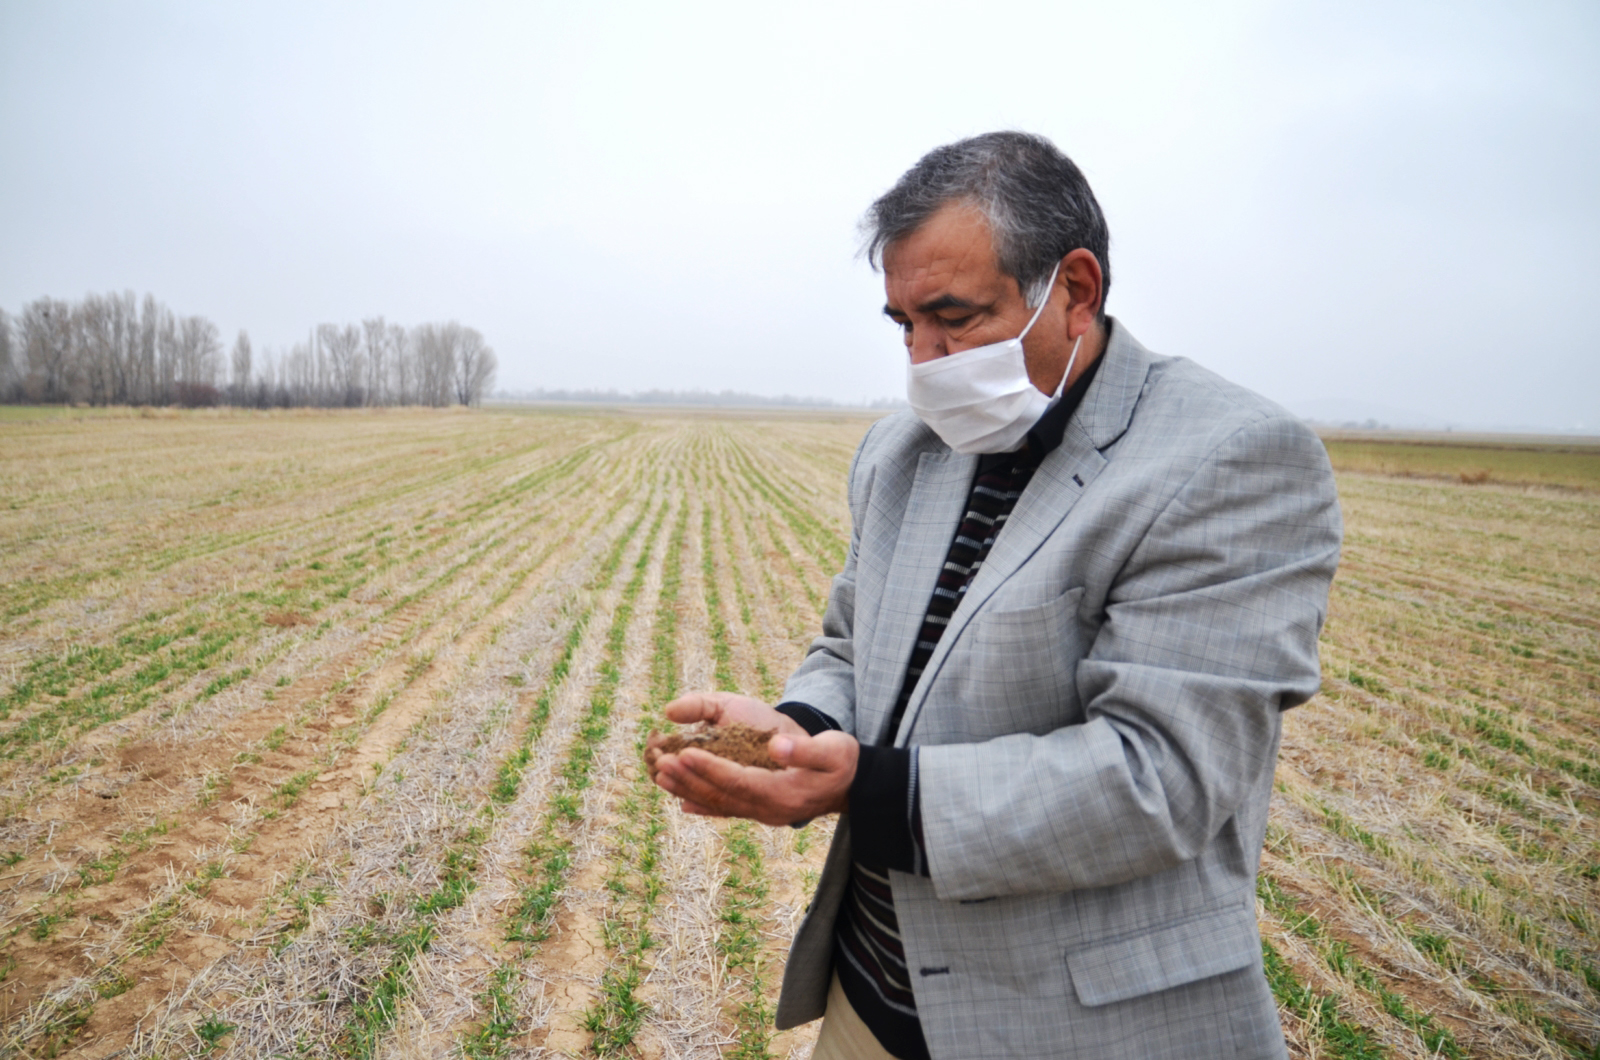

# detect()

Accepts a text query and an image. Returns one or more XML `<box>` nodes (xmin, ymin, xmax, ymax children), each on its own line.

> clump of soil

<box><xmin>645</xmin><ymin>722</ymin><xmax>782</xmax><ymax>773</ymax></box>
<box><xmin>265</xmin><ymin>610</ymin><xmax>312</xmax><ymax>628</ymax></box>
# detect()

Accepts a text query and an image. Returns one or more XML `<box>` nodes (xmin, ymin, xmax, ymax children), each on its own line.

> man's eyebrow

<box><xmin>917</xmin><ymin>294</ymin><xmax>981</xmax><ymax>314</ymax></box>
<box><xmin>883</xmin><ymin>295</ymin><xmax>987</xmax><ymax>319</ymax></box>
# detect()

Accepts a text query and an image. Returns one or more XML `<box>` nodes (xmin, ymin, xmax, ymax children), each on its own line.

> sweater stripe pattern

<box><xmin>836</xmin><ymin>450</ymin><xmax>1041</xmax><ymax>1060</ymax></box>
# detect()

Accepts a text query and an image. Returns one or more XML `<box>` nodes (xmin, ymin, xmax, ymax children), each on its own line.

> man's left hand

<box><xmin>652</xmin><ymin>727</ymin><xmax>859</xmax><ymax>827</ymax></box>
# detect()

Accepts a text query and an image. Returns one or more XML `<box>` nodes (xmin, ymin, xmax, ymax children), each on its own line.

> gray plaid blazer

<box><xmin>774</xmin><ymin>321</ymin><xmax>1342</xmax><ymax>1059</ymax></box>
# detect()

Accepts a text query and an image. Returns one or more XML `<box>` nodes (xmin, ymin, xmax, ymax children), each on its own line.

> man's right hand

<box><xmin>645</xmin><ymin>691</ymin><xmax>805</xmax><ymax>785</ymax></box>
<box><xmin>662</xmin><ymin>690</ymin><xmax>808</xmax><ymax>737</ymax></box>
<box><xmin>648</xmin><ymin>691</ymin><xmax>857</xmax><ymax>825</ymax></box>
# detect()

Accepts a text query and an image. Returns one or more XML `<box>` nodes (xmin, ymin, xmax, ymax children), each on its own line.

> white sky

<box><xmin>2</xmin><ymin>0</ymin><xmax>1596</xmax><ymax>430</ymax></box>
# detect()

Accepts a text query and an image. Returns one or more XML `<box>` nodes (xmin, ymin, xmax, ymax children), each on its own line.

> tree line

<box><xmin>0</xmin><ymin>292</ymin><xmax>497</xmax><ymax>408</ymax></box>
<box><xmin>498</xmin><ymin>387</ymin><xmax>907</xmax><ymax>409</ymax></box>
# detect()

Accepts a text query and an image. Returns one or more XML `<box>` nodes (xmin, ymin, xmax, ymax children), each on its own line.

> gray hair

<box><xmin>863</xmin><ymin>131</ymin><xmax>1111</xmax><ymax>314</ymax></box>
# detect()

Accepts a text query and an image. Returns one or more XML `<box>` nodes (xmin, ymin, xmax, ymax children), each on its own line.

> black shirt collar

<box><xmin>976</xmin><ymin>321</ymin><xmax>1109</xmax><ymax>473</ymax></box>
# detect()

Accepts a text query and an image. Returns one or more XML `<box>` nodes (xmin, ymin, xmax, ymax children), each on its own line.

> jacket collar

<box><xmin>1072</xmin><ymin>317</ymin><xmax>1149</xmax><ymax>451</ymax></box>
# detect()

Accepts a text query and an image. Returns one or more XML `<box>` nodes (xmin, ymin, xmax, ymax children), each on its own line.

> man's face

<box><xmin>882</xmin><ymin>200</ymin><xmax>1045</xmax><ymax>368</ymax></box>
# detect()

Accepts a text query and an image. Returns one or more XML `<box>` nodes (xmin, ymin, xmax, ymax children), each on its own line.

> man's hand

<box><xmin>649</xmin><ymin>691</ymin><xmax>858</xmax><ymax>826</ymax></box>
<box><xmin>661</xmin><ymin>691</ymin><xmax>808</xmax><ymax>738</ymax></box>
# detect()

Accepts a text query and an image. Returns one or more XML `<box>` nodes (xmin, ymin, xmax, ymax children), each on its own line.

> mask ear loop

<box><xmin>1019</xmin><ymin>260</ymin><xmax>1080</xmax><ymax>403</ymax></box>
<box><xmin>1051</xmin><ymin>332</ymin><xmax>1083</xmax><ymax>402</ymax></box>
<box><xmin>1016</xmin><ymin>260</ymin><xmax>1062</xmax><ymax>343</ymax></box>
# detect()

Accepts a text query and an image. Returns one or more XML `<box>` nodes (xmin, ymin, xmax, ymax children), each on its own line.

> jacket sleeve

<box><xmin>777</xmin><ymin>420</ymin><xmax>881</xmax><ymax>735</ymax></box>
<box><xmin>917</xmin><ymin>415</ymin><xmax>1342</xmax><ymax>900</ymax></box>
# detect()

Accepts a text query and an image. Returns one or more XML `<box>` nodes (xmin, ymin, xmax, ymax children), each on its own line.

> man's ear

<box><xmin>1059</xmin><ymin>248</ymin><xmax>1104</xmax><ymax>340</ymax></box>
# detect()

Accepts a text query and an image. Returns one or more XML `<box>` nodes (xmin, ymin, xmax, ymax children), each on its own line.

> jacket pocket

<box><xmin>1064</xmin><ymin>903</ymin><xmax>1261</xmax><ymax>1007</ymax></box>
<box><xmin>961</xmin><ymin>586</ymin><xmax>1087</xmax><ymax>731</ymax></box>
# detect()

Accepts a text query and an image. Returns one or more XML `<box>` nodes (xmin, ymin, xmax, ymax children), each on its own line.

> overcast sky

<box><xmin>2</xmin><ymin>0</ymin><xmax>1596</xmax><ymax>430</ymax></box>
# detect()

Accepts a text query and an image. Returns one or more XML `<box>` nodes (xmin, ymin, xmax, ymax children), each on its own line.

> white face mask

<box><xmin>905</xmin><ymin>262</ymin><xmax>1081</xmax><ymax>454</ymax></box>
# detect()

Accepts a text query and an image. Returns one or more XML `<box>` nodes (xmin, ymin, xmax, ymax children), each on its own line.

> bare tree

<box><xmin>410</xmin><ymin>323</ymin><xmax>435</xmax><ymax>406</ymax></box>
<box><xmin>72</xmin><ymin>292</ymin><xmax>140</xmax><ymax>406</ymax></box>
<box><xmin>173</xmin><ymin>316</ymin><xmax>222</xmax><ymax>404</ymax></box>
<box><xmin>230</xmin><ymin>330</ymin><xmax>253</xmax><ymax>404</ymax></box>
<box><xmin>312</xmin><ymin>327</ymin><xmax>329</xmax><ymax>405</ymax></box>
<box><xmin>136</xmin><ymin>294</ymin><xmax>160</xmax><ymax>405</ymax></box>
<box><xmin>285</xmin><ymin>341</ymin><xmax>312</xmax><ymax>406</ymax></box>
<box><xmin>390</xmin><ymin>322</ymin><xmax>412</xmax><ymax>405</ymax></box>
<box><xmin>412</xmin><ymin>322</ymin><xmax>459</xmax><ymax>407</ymax></box>
<box><xmin>94</xmin><ymin>291</ymin><xmax>139</xmax><ymax>405</ymax></box>
<box><xmin>0</xmin><ymin>309</ymin><xmax>15</xmax><ymax>401</ymax></box>
<box><xmin>78</xmin><ymin>295</ymin><xmax>115</xmax><ymax>405</ymax></box>
<box><xmin>454</xmin><ymin>327</ymin><xmax>497</xmax><ymax>406</ymax></box>
<box><xmin>20</xmin><ymin>298</ymin><xmax>74</xmax><ymax>402</ymax></box>
<box><xmin>249</xmin><ymin>345</ymin><xmax>272</xmax><ymax>407</ymax></box>
<box><xmin>317</xmin><ymin>323</ymin><xmax>363</xmax><ymax>406</ymax></box>
<box><xmin>361</xmin><ymin>317</ymin><xmax>389</xmax><ymax>406</ymax></box>
<box><xmin>155</xmin><ymin>306</ymin><xmax>180</xmax><ymax>405</ymax></box>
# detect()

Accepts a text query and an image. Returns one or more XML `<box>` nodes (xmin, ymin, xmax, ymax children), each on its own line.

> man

<box><xmin>650</xmin><ymin>131</ymin><xmax>1342</xmax><ymax>1059</ymax></box>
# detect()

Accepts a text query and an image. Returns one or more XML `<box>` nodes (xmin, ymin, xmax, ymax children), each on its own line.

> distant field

<box><xmin>0</xmin><ymin>406</ymin><xmax>103</xmax><ymax>423</ymax></box>
<box><xmin>1320</xmin><ymin>431</ymin><xmax>1600</xmax><ymax>491</ymax></box>
<box><xmin>0</xmin><ymin>409</ymin><xmax>1595</xmax><ymax>1059</ymax></box>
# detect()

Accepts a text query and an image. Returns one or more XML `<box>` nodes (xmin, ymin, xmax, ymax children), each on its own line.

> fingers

<box><xmin>664</xmin><ymin>692</ymin><xmax>725</xmax><ymax>725</ymax></box>
<box><xmin>768</xmin><ymin>730</ymin><xmax>858</xmax><ymax>773</ymax></box>
<box><xmin>649</xmin><ymin>728</ymin><xmax>859</xmax><ymax>824</ymax></box>
<box><xmin>652</xmin><ymin>748</ymin><xmax>822</xmax><ymax>826</ymax></box>
<box><xmin>657</xmin><ymin>748</ymin><xmax>753</xmax><ymax>812</ymax></box>
<box><xmin>656</xmin><ymin>749</ymin><xmax>800</xmax><ymax>826</ymax></box>
<box><xmin>643</xmin><ymin>732</ymin><xmax>675</xmax><ymax>781</ymax></box>
<box><xmin>662</xmin><ymin>692</ymin><xmax>809</xmax><ymax>741</ymax></box>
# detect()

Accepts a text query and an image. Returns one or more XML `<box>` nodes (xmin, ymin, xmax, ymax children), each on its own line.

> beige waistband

<box><xmin>812</xmin><ymin>972</ymin><xmax>899</xmax><ymax>1060</ymax></box>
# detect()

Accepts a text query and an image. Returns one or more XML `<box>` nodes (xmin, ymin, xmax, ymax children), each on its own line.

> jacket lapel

<box><xmin>858</xmin><ymin>446</ymin><xmax>977</xmax><ymax>746</ymax></box>
<box><xmin>893</xmin><ymin>321</ymin><xmax>1156</xmax><ymax>746</ymax></box>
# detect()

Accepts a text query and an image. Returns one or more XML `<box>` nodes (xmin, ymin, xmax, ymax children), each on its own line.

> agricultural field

<box><xmin>0</xmin><ymin>410</ymin><xmax>1594</xmax><ymax>1059</ymax></box>
<box><xmin>1320</xmin><ymin>432</ymin><xmax>1600</xmax><ymax>492</ymax></box>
